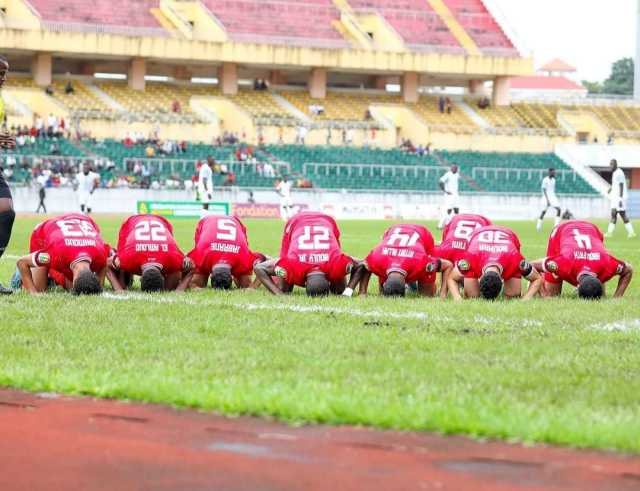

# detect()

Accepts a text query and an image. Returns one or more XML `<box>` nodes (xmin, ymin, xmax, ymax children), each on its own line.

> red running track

<box><xmin>0</xmin><ymin>389</ymin><xmax>639</xmax><ymax>490</ymax></box>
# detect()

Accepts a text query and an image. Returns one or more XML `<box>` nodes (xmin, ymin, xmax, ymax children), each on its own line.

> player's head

<box><xmin>451</xmin><ymin>164</ymin><xmax>458</xmax><ymax>174</ymax></box>
<box><xmin>548</xmin><ymin>167</ymin><xmax>556</xmax><ymax>178</ymax></box>
<box><xmin>610</xmin><ymin>159</ymin><xmax>618</xmax><ymax>170</ymax></box>
<box><xmin>72</xmin><ymin>263</ymin><xmax>102</xmax><ymax>295</ymax></box>
<box><xmin>382</xmin><ymin>272</ymin><xmax>406</xmax><ymax>297</ymax></box>
<box><xmin>82</xmin><ymin>162</ymin><xmax>91</xmax><ymax>175</ymax></box>
<box><xmin>210</xmin><ymin>264</ymin><xmax>233</xmax><ymax>290</ymax></box>
<box><xmin>577</xmin><ymin>273</ymin><xmax>603</xmax><ymax>300</ymax></box>
<box><xmin>479</xmin><ymin>267</ymin><xmax>503</xmax><ymax>300</ymax></box>
<box><xmin>140</xmin><ymin>265</ymin><xmax>164</xmax><ymax>292</ymax></box>
<box><xmin>305</xmin><ymin>271</ymin><xmax>330</xmax><ymax>297</ymax></box>
<box><xmin>283</xmin><ymin>175</ymin><xmax>289</xmax><ymax>182</ymax></box>
<box><xmin>0</xmin><ymin>55</ymin><xmax>9</xmax><ymax>87</ymax></box>
<box><xmin>207</xmin><ymin>155</ymin><xmax>214</xmax><ymax>165</ymax></box>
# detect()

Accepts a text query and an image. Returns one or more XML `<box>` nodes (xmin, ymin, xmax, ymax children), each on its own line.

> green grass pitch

<box><xmin>1</xmin><ymin>215</ymin><xmax>639</xmax><ymax>453</ymax></box>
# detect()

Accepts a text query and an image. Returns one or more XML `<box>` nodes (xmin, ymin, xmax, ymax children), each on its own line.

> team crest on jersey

<box><xmin>546</xmin><ymin>260</ymin><xmax>558</xmax><ymax>273</ymax></box>
<box><xmin>616</xmin><ymin>263</ymin><xmax>625</xmax><ymax>274</ymax></box>
<box><xmin>274</xmin><ymin>266</ymin><xmax>287</xmax><ymax>278</ymax></box>
<box><xmin>457</xmin><ymin>259</ymin><xmax>470</xmax><ymax>272</ymax></box>
<box><xmin>37</xmin><ymin>252</ymin><xmax>50</xmax><ymax>265</ymax></box>
<box><xmin>426</xmin><ymin>259</ymin><xmax>440</xmax><ymax>273</ymax></box>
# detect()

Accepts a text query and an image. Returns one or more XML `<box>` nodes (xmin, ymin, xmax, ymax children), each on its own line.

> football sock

<box><xmin>607</xmin><ymin>222</ymin><xmax>615</xmax><ymax>235</ymax></box>
<box><xmin>625</xmin><ymin>222</ymin><xmax>635</xmax><ymax>235</ymax></box>
<box><xmin>536</xmin><ymin>219</ymin><xmax>542</xmax><ymax>231</ymax></box>
<box><xmin>0</xmin><ymin>208</ymin><xmax>15</xmax><ymax>261</ymax></box>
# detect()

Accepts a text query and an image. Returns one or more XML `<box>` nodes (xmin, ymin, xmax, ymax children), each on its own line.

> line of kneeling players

<box><xmin>13</xmin><ymin>211</ymin><xmax>633</xmax><ymax>300</ymax></box>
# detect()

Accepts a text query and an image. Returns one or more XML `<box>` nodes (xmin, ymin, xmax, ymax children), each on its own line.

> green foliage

<box><xmin>584</xmin><ymin>57</ymin><xmax>634</xmax><ymax>96</ymax></box>
<box><xmin>1</xmin><ymin>216</ymin><xmax>639</xmax><ymax>452</ymax></box>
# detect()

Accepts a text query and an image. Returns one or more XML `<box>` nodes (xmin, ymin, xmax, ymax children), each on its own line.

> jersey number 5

<box><xmin>298</xmin><ymin>226</ymin><xmax>330</xmax><ymax>250</ymax></box>
<box><xmin>216</xmin><ymin>218</ymin><xmax>238</xmax><ymax>241</ymax></box>
<box><xmin>135</xmin><ymin>220</ymin><xmax>168</xmax><ymax>242</ymax></box>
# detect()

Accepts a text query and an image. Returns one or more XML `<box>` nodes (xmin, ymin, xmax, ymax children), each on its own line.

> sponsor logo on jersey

<box><xmin>37</xmin><ymin>252</ymin><xmax>50</xmax><ymax>264</ymax></box>
<box><xmin>426</xmin><ymin>260</ymin><xmax>440</xmax><ymax>273</ymax></box>
<box><xmin>546</xmin><ymin>260</ymin><xmax>558</xmax><ymax>273</ymax></box>
<box><xmin>457</xmin><ymin>259</ymin><xmax>470</xmax><ymax>272</ymax></box>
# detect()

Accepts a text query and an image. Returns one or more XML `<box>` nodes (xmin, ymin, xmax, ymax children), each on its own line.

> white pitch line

<box><xmin>591</xmin><ymin>319</ymin><xmax>640</xmax><ymax>332</ymax></box>
<box><xmin>101</xmin><ymin>292</ymin><xmax>449</xmax><ymax>322</ymax></box>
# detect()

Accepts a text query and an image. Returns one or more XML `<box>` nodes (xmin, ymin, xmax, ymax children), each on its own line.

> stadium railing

<box><xmin>470</xmin><ymin>167</ymin><xmax>582</xmax><ymax>183</ymax></box>
<box><xmin>122</xmin><ymin>157</ymin><xmax>291</xmax><ymax>176</ymax></box>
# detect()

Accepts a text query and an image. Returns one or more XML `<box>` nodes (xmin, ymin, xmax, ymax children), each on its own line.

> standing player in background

<box><xmin>447</xmin><ymin>225</ymin><xmax>542</xmax><ymax>301</ymax></box>
<box><xmin>437</xmin><ymin>164</ymin><xmax>460</xmax><ymax>230</ymax></box>
<box><xmin>254</xmin><ymin>211</ymin><xmax>364</xmax><ymax>296</ymax></box>
<box><xmin>187</xmin><ymin>214</ymin><xmax>264</xmax><ymax>290</ymax></box>
<box><xmin>74</xmin><ymin>162</ymin><xmax>100</xmax><ymax>214</ymax></box>
<box><xmin>359</xmin><ymin>223</ymin><xmax>452</xmax><ymax>297</ymax></box>
<box><xmin>605</xmin><ymin>159</ymin><xmax>635</xmax><ymax>238</ymax></box>
<box><xmin>198</xmin><ymin>157</ymin><xmax>214</xmax><ymax>216</ymax></box>
<box><xmin>532</xmin><ymin>220</ymin><xmax>632</xmax><ymax>299</ymax></box>
<box><xmin>107</xmin><ymin>214</ymin><xmax>191</xmax><ymax>292</ymax></box>
<box><xmin>15</xmin><ymin>213</ymin><xmax>108</xmax><ymax>295</ymax></box>
<box><xmin>536</xmin><ymin>168</ymin><xmax>561</xmax><ymax>231</ymax></box>
<box><xmin>0</xmin><ymin>55</ymin><xmax>17</xmax><ymax>294</ymax></box>
<box><xmin>276</xmin><ymin>175</ymin><xmax>294</xmax><ymax>221</ymax></box>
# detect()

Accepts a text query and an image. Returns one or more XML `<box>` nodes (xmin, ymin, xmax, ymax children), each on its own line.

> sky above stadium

<box><xmin>491</xmin><ymin>0</ymin><xmax>636</xmax><ymax>82</ymax></box>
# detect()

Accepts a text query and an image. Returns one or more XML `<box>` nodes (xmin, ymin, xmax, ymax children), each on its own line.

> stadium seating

<box><xmin>278</xmin><ymin>90</ymin><xmax>399</xmax><ymax>122</ymax></box>
<box><xmin>442</xmin><ymin>0</ymin><xmax>517</xmax><ymax>56</ymax></box>
<box><xmin>27</xmin><ymin>0</ymin><xmax>167</xmax><ymax>34</ymax></box>
<box><xmin>50</xmin><ymin>80</ymin><xmax>116</xmax><ymax>119</ymax></box>
<box><xmin>410</xmin><ymin>96</ymin><xmax>478</xmax><ymax>133</ymax></box>
<box><xmin>511</xmin><ymin>103</ymin><xmax>562</xmax><ymax>130</ymax></box>
<box><xmin>200</xmin><ymin>0</ymin><xmax>349</xmax><ymax>47</ymax></box>
<box><xmin>438</xmin><ymin>151</ymin><xmax>597</xmax><ymax>194</ymax></box>
<box><xmin>348</xmin><ymin>0</ymin><xmax>462</xmax><ymax>51</ymax></box>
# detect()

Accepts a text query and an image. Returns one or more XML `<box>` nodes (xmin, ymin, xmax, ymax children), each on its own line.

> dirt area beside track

<box><xmin>0</xmin><ymin>389</ymin><xmax>639</xmax><ymax>491</ymax></box>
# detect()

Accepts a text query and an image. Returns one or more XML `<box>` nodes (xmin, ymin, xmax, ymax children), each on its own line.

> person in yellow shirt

<box><xmin>0</xmin><ymin>55</ymin><xmax>17</xmax><ymax>294</ymax></box>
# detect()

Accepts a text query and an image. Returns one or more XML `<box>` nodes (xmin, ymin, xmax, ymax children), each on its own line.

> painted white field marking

<box><xmin>592</xmin><ymin>319</ymin><xmax>640</xmax><ymax>332</ymax></box>
<box><xmin>101</xmin><ymin>292</ymin><xmax>448</xmax><ymax>322</ymax></box>
<box><xmin>2</xmin><ymin>254</ymin><xmax>20</xmax><ymax>260</ymax></box>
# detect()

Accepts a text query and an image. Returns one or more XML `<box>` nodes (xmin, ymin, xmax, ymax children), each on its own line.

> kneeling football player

<box><xmin>187</xmin><ymin>215</ymin><xmax>264</xmax><ymax>290</ymax></box>
<box><xmin>16</xmin><ymin>213</ymin><xmax>109</xmax><ymax>295</ymax></box>
<box><xmin>359</xmin><ymin>223</ymin><xmax>452</xmax><ymax>297</ymax></box>
<box><xmin>531</xmin><ymin>220</ymin><xmax>632</xmax><ymax>299</ymax></box>
<box><xmin>107</xmin><ymin>214</ymin><xmax>192</xmax><ymax>292</ymax></box>
<box><xmin>447</xmin><ymin>225</ymin><xmax>542</xmax><ymax>301</ymax></box>
<box><xmin>254</xmin><ymin>211</ymin><xmax>364</xmax><ymax>296</ymax></box>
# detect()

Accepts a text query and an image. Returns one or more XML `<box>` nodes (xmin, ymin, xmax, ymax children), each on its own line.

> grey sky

<box><xmin>490</xmin><ymin>0</ymin><xmax>636</xmax><ymax>82</ymax></box>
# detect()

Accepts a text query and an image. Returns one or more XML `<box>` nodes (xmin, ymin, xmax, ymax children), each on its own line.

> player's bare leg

<box><xmin>234</xmin><ymin>274</ymin><xmax>252</xmax><ymax>289</ymax></box>
<box><xmin>418</xmin><ymin>280</ymin><xmax>436</xmax><ymax>297</ymax></box>
<box><xmin>462</xmin><ymin>278</ymin><xmax>480</xmax><ymax>298</ymax></box>
<box><xmin>189</xmin><ymin>273</ymin><xmax>208</xmax><ymax>289</ymax></box>
<box><xmin>503</xmin><ymin>277</ymin><xmax>522</xmax><ymax>299</ymax></box>
<box><xmin>32</xmin><ymin>267</ymin><xmax>50</xmax><ymax>292</ymax></box>
<box><xmin>542</xmin><ymin>281</ymin><xmax>562</xmax><ymax>298</ymax></box>
<box><xmin>164</xmin><ymin>271</ymin><xmax>181</xmax><ymax>291</ymax></box>
<box><xmin>0</xmin><ymin>197</ymin><xmax>15</xmax><ymax>294</ymax></box>
<box><xmin>329</xmin><ymin>277</ymin><xmax>347</xmax><ymax>295</ymax></box>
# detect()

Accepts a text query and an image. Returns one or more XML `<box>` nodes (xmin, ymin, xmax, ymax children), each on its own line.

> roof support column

<box><xmin>402</xmin><ymin>72</ymin><xmax>419</xmax><ymax>103</ymax></box>
<box><xmin>31</xmin><ymin>53</ymin><xmax>52</xmax><ymax>87</ymax></box>
<box><xmin>492</xmin><ymin>76</ymin><xmax>510</xmax><ymax>106</ymax></box>
<box><xmin>309</xmin><ymin>68</ymin><xmax>327</xmax><ymax>99</ymax></box>
<box><xmin>218</xmin><ymin>62</ymin><xmax>238</xmax><ymax>96</ymax></box>
<box><xmin>128</xmin><ymin>57</ymin><xmax>146</xmax><ymax>91</ymax></box>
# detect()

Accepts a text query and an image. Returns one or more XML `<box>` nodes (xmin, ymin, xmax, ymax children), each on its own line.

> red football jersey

<box><xmin>365</xmin><ymin>224</ymin><xmax>437</xmax><ymax>284</ymax></box>
<box><xmin>276</xmin><ymin>212</ymin><xmax>353</xmax><ymax>287</ymax></box>
<box><xmin>188</xmin><ymin>215</ymin><xmax>260</xmax><ymax>276</ymax></box>
<box><xmin>116</xmin><ymin>214</ymin><xmax>184</xmax><ymax>275</ymax></box>
<box><xmin>458</xmin><ymin>225</ymin><xmax>526</xmax><ymax>280</ymax></box>
<box><xmin>543</xmin><ymin>220</ymin><xmax>624</xmax><ymax>286</ymax></box>
<box><xmin>437</xmin><ymin>214</ymin><xmax>492</xmax><ymax>263</ymax></box>
<box><xmin>29</xmin><ymin>213</ymin><xmax>109</xmax><ymax>283</ymax></box>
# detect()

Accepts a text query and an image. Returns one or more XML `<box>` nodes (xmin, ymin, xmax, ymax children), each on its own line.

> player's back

<box><xmin>118</xmin><ymin>214</ymin><xmax>176</xmax><ymax>249</ymax></box>
<box><xmin>468</xmin><ymin>225</ymin><xmax>521</xmax><ymax>255</ymax></box>
<box><xmin>281</xmin><ymin>212</ymin><xmax>341</xmax><ymax>258</ymax></box>
<box><xmin>195</xmin><ymin>215</ymin><xmax>250</xmax><ymax>251</ymax></box>
<box><xmin>381</xmin><ymin>224</ymin><xmax>434</xmax><ymax>253</ymax></box>
<box><xmin>553</xmin><ymin>220</ymin><xmax>606</xmax><ymax>256</ymax></box>
<box><xmin>439</xmin><ymin>214</ymin><xmax>491</xmax><ymax>261</ymax></box>
<box><xmin>40</xmin><ymin>213</ymin><xmax>101</xmax><ymax>242</ymax></box>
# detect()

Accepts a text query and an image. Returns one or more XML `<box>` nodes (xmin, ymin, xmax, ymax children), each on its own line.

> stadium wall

<box><xmin>10</xmin><ymin>187</ymin><xmax>609</xmax><ymax>219</ymax></box>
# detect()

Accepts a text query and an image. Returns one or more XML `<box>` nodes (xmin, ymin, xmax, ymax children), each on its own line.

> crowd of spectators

<box><xmin>399</xmin><ymin>139</ymin><xmax>431</xmax><ymax>156</ymax></box>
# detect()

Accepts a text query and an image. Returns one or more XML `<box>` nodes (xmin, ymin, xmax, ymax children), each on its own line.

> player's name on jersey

<box><xmin>452</xmin><ymin>240</ymin><xmax>466</xmax><ymax>250</ymax></box>
<box><xmin>574</xmin><ymin>251</ymin><xmax>601</xmax><ymax>261</ymax></box>
<box><xmin>65</xmin><ymin>238</ymin><xmax>97</xmax><ymax>247</ymax></box>
<box><xmin>478</xmin><ymin>244</ymin><xmax>509</xmax><ymax>253</ymax></box>
<box><xmin>382</xmin><ymin>247</ymin><xmax>415</xmax><ymax>258</ymax></box>
<box><xmin>135</xmin><ymin>243</ymin><xmax>169</xmax><ymax>252</ymax></box>
<box><xmin>210</xmin><ymin>242</ymin><xmax>240</xmax><ymax>253</ymax></box>
<box><xmin>298</xmin><ymin>253</ymin><xmax>329</xmax><ymax>263</ymax></box>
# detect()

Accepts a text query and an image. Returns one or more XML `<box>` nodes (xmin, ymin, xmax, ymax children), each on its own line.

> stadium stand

<box><xmin>348</xmin><ymin>0</ymin><xmax>463</xmax><ymax>52</ymax></box>
<box><xmin>200</xmin><ymin>0</ymin><xmax>349</xmax><ymax>47</ymax></box>
<box><xmin>26</xmin><ymin>0</ymin><xmax>168</xmax><ymax>35</ymax></box>
<box><xmin>442</xmin><ymin>0</ymin><xmax>518</xmax><ymax>56</ymax></box>
<box><xmin>410</xmin><ymin>96</ymin><xmax>478</xmax><ymax>133</ymax></box>
<box><xmin>438</xmin><ymin>150</ymin><xmax>597</xmax><ymax>194</ymax></box>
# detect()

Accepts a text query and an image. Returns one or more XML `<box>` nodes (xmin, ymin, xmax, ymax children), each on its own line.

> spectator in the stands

<box><xmin>478</xmin><ymin>96</ymin><xmax>490</xmax><ymax>110</ymax></box>
<box><xmin>278</xmin><ymin>126</ymin><xmax>284</xmax><ymax>144</ymax></box>
<box><xmin>263</xmin><ymin>162</ymin><xmax>275</xmax><ymax>178</ymax></box>
<box><xmin>223</xmin><ymin>172</ymin><xmax>236</xmax><ymax>186</ymax></box>
<box><xmin>346</xmin><ymin>128</ymin><xmax>354</xmax><ymax>145</ymax></box>
<box><xmin>171</xmin><ymin>100</ymin><xmax>181</xmax><ymax>113</ymax></box>
<box><xmin>65</xmin><ymin>81</ymin><xmax>74</xmax><ymax>95</ymax></box>
<box><xmin>364</xmin><ymin>109</ymin><xmax>373</xmax><ymax>120</ymax></box>
<box><xmin>45</xmin><ymin>85</ymin><xmax>53</xmax><ymax>96</ymax></box>
<box><xmin>15</xmin><ymin>133</ymin><xmax>25</xmax><ymax>147</ymax></box>
<box><xmin>49</xmin><ymin>142</ymin><xmax>60</xmax><ymax>155</ymax></box>
<box><xmin>608</xmin><ymin>134</ymin><xmax>614</xmax><ymax>145</ymax></box>
<box><xmin>46</xmin><ymin>114</ymin><xmax>57</xmax><ymax>137</ymax></box>
<box><xmin>179</xmin><ymin>141</ymin><xmax>187</xmax><ymax>154</ymax></box>
<box><xmin>438</xmin><ymin>95</ymin><xmax>445</xmax><ymax>114</ymax></box>
<box><xmin>145</xmin><ymin>144</ymin><xmax>155</xmax><ymax>158</ymax></box>
<box><xmin>162</xmin><ymin>140</ymin><xmax>174</xmax><ymax>155</ymax></box>
<box><xmin>35</xmin><ymin>116</ymin><xmax>44</xmax><ymax>137</ymax></box>
<box><xmin>248</xmin><ymin>191</ymin><xmax>256</xmax><ymax>204</ymax></box>
<box><xmin>445</xmin><ymin>97</ymin><xmax>452</xmax><ymax>114</ymax></box>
